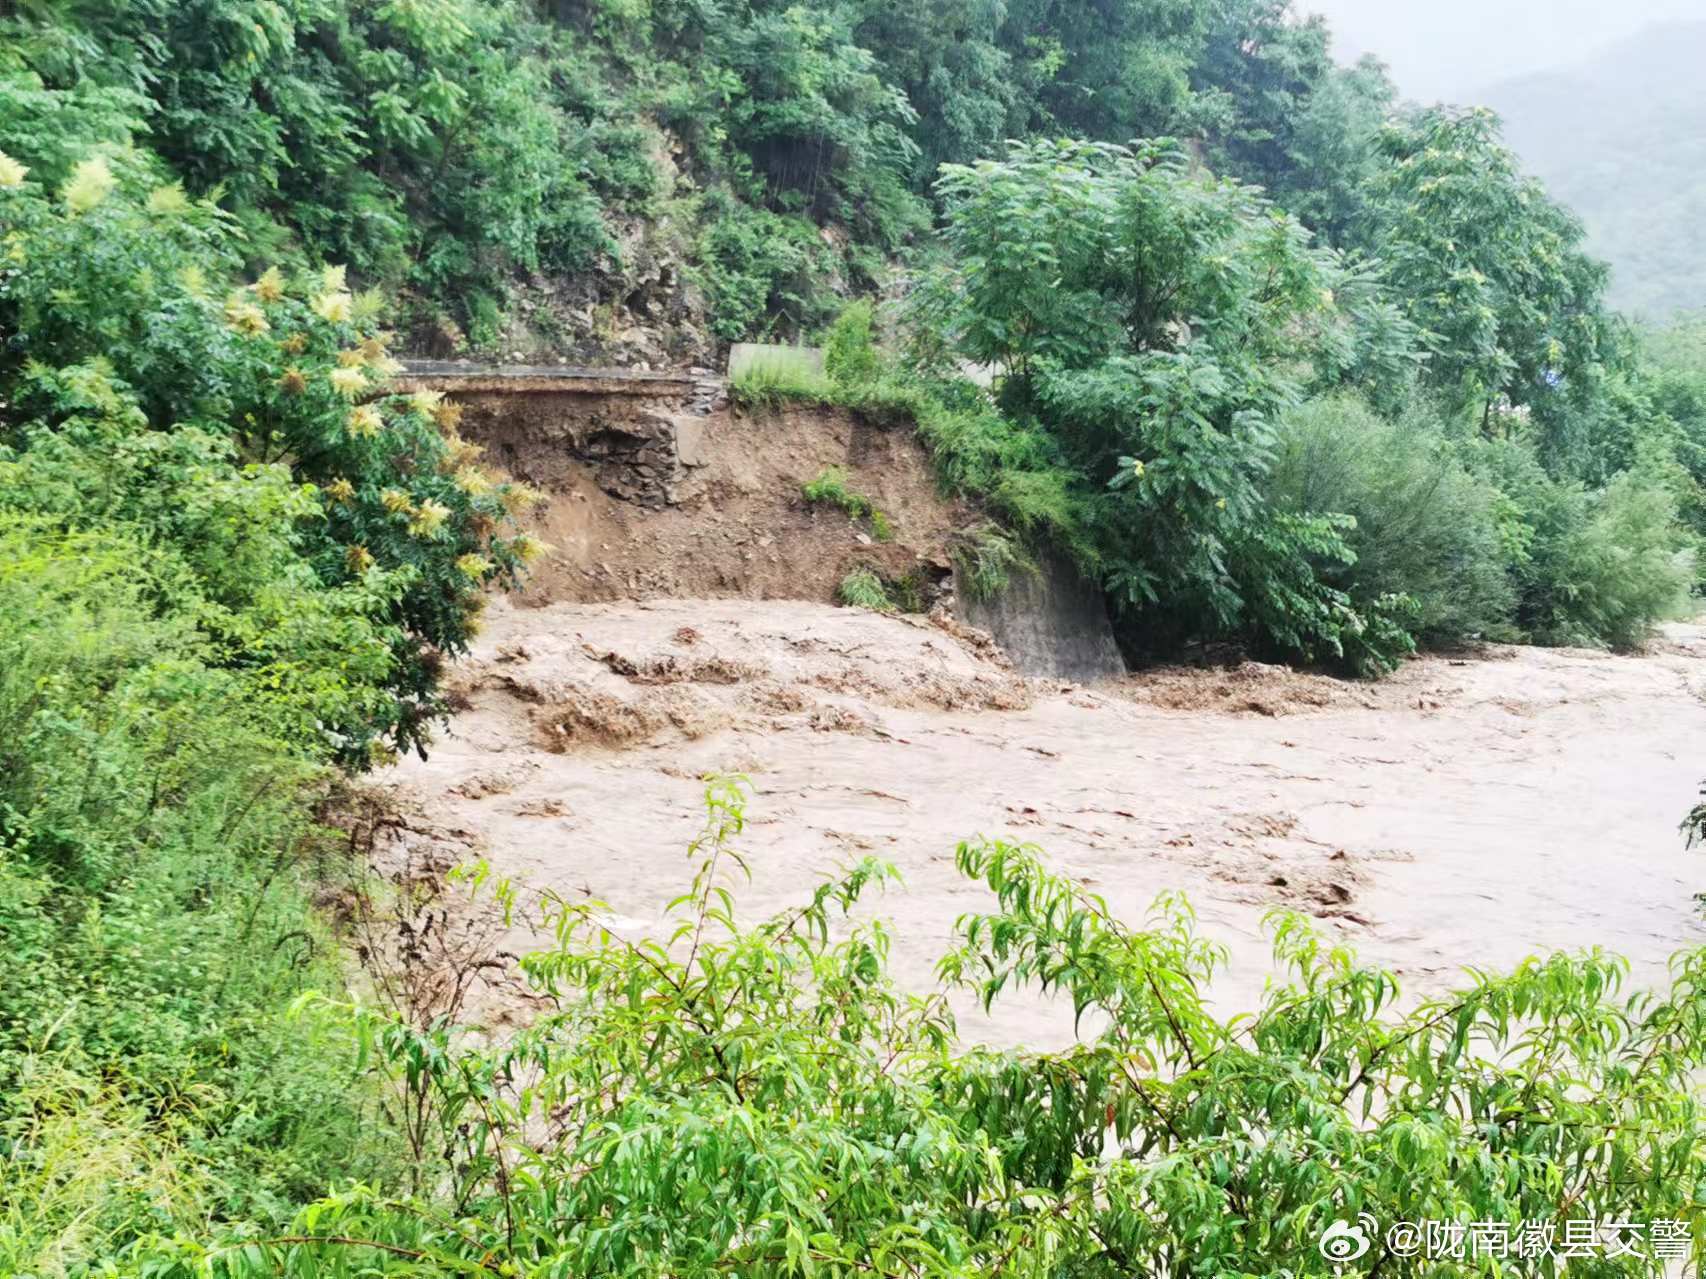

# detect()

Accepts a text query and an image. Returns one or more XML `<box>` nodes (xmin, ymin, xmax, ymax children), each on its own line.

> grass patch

<box><xmin>837</xmin><ymin>566</ymin><xmax>926</xmax><ymax>612</ymax></box>
<box><xmin>804</xmin><ymin>466</ymin><xmax>895</xmax><ymax>542</ymax></box>
<box><xmin>837</xmin><ymin>566</ymin><xmax>894</xmax><ymax>610</ymax></box>
<box><xmin>730</xmin><ymin>360</ymin><xmax>835</xmax><ymax>411</ymax></box>
<box><xmin>803</xmin><ymin>465</ymin><xmax>873</xmax><ymax>516</ymax></box>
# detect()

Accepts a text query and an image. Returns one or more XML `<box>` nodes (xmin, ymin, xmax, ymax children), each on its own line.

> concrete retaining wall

<box><xmin>956</xmin><ymin>546</ymin><xmax>1126</xmax><ymax>681</ymax></box>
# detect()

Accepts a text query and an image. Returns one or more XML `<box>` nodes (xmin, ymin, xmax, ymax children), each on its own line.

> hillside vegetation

<box><xmin>4</xmin><ymin>0</ymin><xmax>1706</xmax><ymax>1274</ymax></box>
<box><xmin>1480</xmin><ymin>20</ymin><xmax>1706</xmax><ymax>320</ymax></box>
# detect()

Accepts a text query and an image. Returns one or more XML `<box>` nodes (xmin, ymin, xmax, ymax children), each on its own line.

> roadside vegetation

<box><xmin>4</xmin><ymin>0</ymin><xmax>1706</xmax><ymax>1272</ymax></box>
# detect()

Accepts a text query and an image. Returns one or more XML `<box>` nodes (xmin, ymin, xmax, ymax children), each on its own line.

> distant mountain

<box><xmin>1477</xmin><ymin>21</ymin><xmax>1706</xmax><ymax>320</ymax></box>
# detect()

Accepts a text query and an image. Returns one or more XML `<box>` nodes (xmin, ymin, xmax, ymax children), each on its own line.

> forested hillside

<box><xmin>4</xmin><ymin>0</ymin><xmax>1404</xmax><ymax>359</ymax></box>
<box><xmin>1480</xmin><ymin>20</ymin><xmax>1706</xmax><ymax>319</ymax></box>
<box><xmin>6</xmin><ymin>0</ymin><xmax>1706</xmax><ymax>1273</ymax></box>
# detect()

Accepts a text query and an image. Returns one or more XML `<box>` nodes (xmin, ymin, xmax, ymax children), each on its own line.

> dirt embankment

<box><xmin>477</xmin><ymin>397</ymin><xmax>973</xmax><ymax>608</ymax></box>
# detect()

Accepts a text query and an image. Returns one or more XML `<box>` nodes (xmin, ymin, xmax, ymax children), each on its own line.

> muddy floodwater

<box><xmin>379</xmin><ymin>598</ymin><xmax>1706</xmax><ymax>1047</ymax></box>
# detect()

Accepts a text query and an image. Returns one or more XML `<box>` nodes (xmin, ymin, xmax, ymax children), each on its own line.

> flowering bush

<box><xmin>0</xmin><ymin>148</ymin><xmax>540</xmax><ymax>759</ymax></box>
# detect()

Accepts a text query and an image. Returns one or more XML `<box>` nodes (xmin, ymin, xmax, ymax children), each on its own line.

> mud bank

<box><xmin>375</xmin><ymin>598</ymin><xmax>1706</xmax><ymax>1048</ymax></box>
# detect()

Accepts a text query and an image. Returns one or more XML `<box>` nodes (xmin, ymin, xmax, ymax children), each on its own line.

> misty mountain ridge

<box><xmin>1477</xmin><ymin>20</ymin><xmax>1706</xmax><ymax>318</ymax></box>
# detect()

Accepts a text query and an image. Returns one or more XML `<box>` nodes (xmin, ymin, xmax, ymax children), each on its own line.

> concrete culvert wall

<box><xmin>955</xmin><ymin>545</ymin><xmax>1126</xmax><ymax>681</ymax></box>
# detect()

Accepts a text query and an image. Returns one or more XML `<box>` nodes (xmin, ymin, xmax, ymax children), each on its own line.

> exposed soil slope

<box><xmin>491</xmin><ymin>402</ymin><xmax>971</xmax><ymax>607</ymax></box>
<box><xmin>378</xmin><ymin>597</ymin><xmax>1706</xmax><ymax>1048</ymax></box>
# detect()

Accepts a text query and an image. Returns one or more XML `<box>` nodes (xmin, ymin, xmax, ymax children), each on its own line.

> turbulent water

<box><xmin>377</xmin><ymin>597</ymin><xmax>1706</xmax><ymax>1046</ymax></box>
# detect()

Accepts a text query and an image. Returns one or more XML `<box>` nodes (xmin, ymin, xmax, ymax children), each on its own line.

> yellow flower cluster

<box><xmin>346</xmin><ymin>405</ymin><xmax>384</xmax><ymax>438</ymax></box>
<box><xmin>253</xmin><ymin>266</ymin><xmax>286</xmax><ymax>303</ymax></box>
<box><xmin>511</xmin><ymin>533</ymin><xmax>548</xmax><ymax>564</ymax></box>
<box><xmin>445</xmin><ymin>435</ymin><xmax>483</xmax><ymax>467</ymax></box>
<box><xmin>380</xmin><ymin>488</ymin><xmax>413</xmax><ymax>514</ymax></box>
<box><xmin>0</xmin><ymin>150</ymin><xmax>28</xmax><ymax>189</ymax></box>
<box><xmin>337</xmin><ymin>348</ymin><xmax>367</xmax><ymax>369</ymax></box>
<box><xmin>498</xmin><ymin>483</ymin><xmax>544</xmax><ymax>517</ymax></box>
<box><xmin>360</xmin><ymin>334</ymin><xmax>405</xmax><ymax>377</ymax></box>
<box><xmin>455</xmin><ymin>553</ymin><xmax>492</xmax><ymax>579</ymax></box>
<box><xmin>278</xmin><ymin>367</ymin><xmax>308</xmax><ymax>396</ymax></box>
<box><xmin>312</xmin><ymin>291</ymin><xmax>353</xmax><ymax>325</ymax></box>
<box><xmin>326</xmin><ymin>477</ymin><xmax>357</xmax><ymax>503</ymax></box>
<box><xmin>408</xmin><ymin>500</ymin><xmax>451</xmax><ymax>539</ymax></box>
<box><xmin>329</xmin><ymin>366</ymin><xmax>368</xmax><ymax>398</ymax></box>
<box><xmin>224</xmin><ymin>295</ymin><xmax>269</xmax><ymax>337</ymax></box>
<box><xmin>64</xmin><ymin>157</ymin><xmax>114</xmax><ymax>214</ymax></box>
<box><xmin>454</xmin><ymin>466</ymin><xmax>494</xmax><ymax>498</ymax></box>
<box><xmin>147</xmin><ymin>184</ymin><xmax>189</xmax><ymax>215</ymax></box>
<box><xmin>345</xmin><ymin>544</ymin><xmax>375</xmax><ymax>574</ymax></box>
<box><xmin>410</xmin><ymin>388</ymin><xmax>445</xmax><ymax>418</ymax></box>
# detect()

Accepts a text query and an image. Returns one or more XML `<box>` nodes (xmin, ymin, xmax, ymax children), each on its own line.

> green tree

<box><xmin>910</xmin><ymin>138</ymin><xmax>1410</xmax><ymax>669</ymax></box>
<box><xmin>0</xmin><ymin>149</ymin><xmax>540</xmax><ymax>758</ymax></box>
<box><xmin>852</xmin><ymin>0</ymin><xmax>1015</xmax><ymax>179</ymax></box>
<box><xmin>995</xmin><ymin>0</ymin><xmax>1210</xmax><ymax>142</ymax></box>
<box><xmin>3</xmin><ymin>0</ymin><xmax>622</xmax><ymax>309</ymax></box>
<box><xmin>1189</xmin><ymin>3</ymin><xmax>1396</xmax><ymax>246</ymax></box>
<box><xmin>1358</xmin><ymin>107</ymin><xmax>1614</xmax><ymax>430</ymax></box>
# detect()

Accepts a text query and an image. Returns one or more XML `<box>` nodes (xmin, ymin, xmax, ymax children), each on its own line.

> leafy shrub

<box><xmin>1473</xmin><ymin>441</ymin><xmax>1695</xmax><ymax>649</ymax></box>
<box><xmin>823</xmin><ymin>300</ymin><xmax>880</xmax><ymax>386</ymax></box>
<box><xmin>1636</xmin><ymin>319</ymin><xmax>1706</xmax><ymax>553</ymax></box>
<box><xmin>144</xmin><ymin>781</ymin><xmax>1706</xmax><ymax>1276</ymax></box>
<box><xmin>0</xmin><ymin>158</ymin><xmax>541</xmax><ymax>758</ymax></box>
<box><xmin>0</xmin><ymin>523</ymin><xmax>387</xmax><ymax>1267</ymax></box>
<box><xmin>694</xmin><ymin>201</ymin><xmax>842</xmax><ymax>341</ymax></box>
<box><xmin>1267</xmin><ymin>395</ymin><xmax>1518</xmax><ymax>647</ymax></box>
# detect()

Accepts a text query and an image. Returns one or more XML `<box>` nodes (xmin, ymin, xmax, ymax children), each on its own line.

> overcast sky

<box><xmin>1299</xmin><ymin>0</ymin><xmax>1705</xmax><ymax>101</ymax></box>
